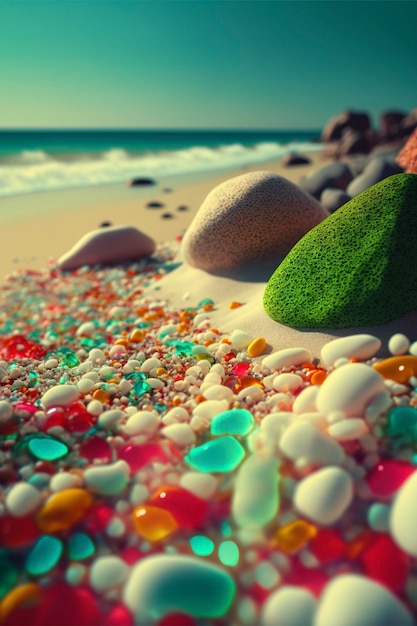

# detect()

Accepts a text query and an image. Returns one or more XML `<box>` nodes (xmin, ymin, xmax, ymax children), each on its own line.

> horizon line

<box><xmin>0</xmin><ymin>126</ymin><xmax>322</xmax><ymax>133</ymax></box>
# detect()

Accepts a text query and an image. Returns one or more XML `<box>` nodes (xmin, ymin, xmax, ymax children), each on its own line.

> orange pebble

<box><xmin>373</xmin><ymin>355</ymin><xmax>417</xmax><ymax>384</ymax></box>
<box><xmin>92</xmin><ymin>389</ymin><xmax>110</xmax><ymax>403</ymax></box>
<box><xmin>36</xmin><ymin>489</ymin><xmax>93</xmax><ymax>533</ymax></box>
<box><xmin>114</xmin><ymin>338</ymin><xmax>129</xmax><ymax>347</ymax></box>
<box><xmin>247</xmin><ymin>337</ymin><xmax>267</xmax><ymax>357</ymax></box>
<box><xmin>228</xmin><ymin>301</ymin><xmax>243</xmax><ymax>309</ymax></box>
<box><xmin>177</xmin><ymin>323</ymin><xmax>189</xmax><ymax>333</ymax></box>
<box><xmin>274</xmin><ymin>518</ymin><xmax>317</xmax><ymax>554</ymax></box>
<box><xmin>132</xmin><ymin>505</ymin><xmax>178</xmax><ymax>541</ymax></box>
<box><xmin>0</xmin><ymin>583</ymin><xmax>43</xmax><ymax>624</ymax></box>
<box><xmin>310</xmin><ymin>369</ymin><xmax>327</xmax><ymax>385</ymax></box>
<box><xmin>156</xmin><ymin>367</ymin><xmax>169</xmax><ymax>376</ymax></box>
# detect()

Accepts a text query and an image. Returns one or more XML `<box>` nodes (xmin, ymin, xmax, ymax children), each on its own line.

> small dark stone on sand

<box><xmin>176</xmin><ymin>205</ymin><xmax>189</xmax><ymax>212</ymax></box>
<box><xmin>162</xmin><ymin>213</ymin><xmax>174</xmax><ymax>219</ymax></box>
<box><xmin>146</xmin><ymin>201</ymin><xmax>165</xmax><ymax>209</ymax></box>
<box><xmin>100</xmin><ymin>221</ymin><xmax>113</xmax><ymax>227</ymax></box>
<box><xmin>163</xmin><ymin>188</ymin><xmax>173</xmax><ymax>193</ymax></box>
<box><xmin>128</xmin><ymin>177</ymin><xmax>156</xmax><ymax>186</ymax></box>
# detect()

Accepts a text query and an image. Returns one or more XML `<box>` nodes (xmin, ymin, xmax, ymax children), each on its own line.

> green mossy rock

<box><xmin>263</xmin><ymin>173</ymin><xmax>417</xmax><ymax>328</ymax></box>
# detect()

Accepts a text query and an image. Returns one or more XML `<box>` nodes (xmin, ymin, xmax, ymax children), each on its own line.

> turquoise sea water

<box><xmin>0</xmin><ymin>129</ymin><xmax>322</xmax><ymax>197</ymax></box>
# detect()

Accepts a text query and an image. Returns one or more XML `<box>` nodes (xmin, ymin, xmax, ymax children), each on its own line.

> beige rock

<box><xmin>181</xmin><ymin>171</ymin><xmax>327</xmax><ymax>272</ymax></box>
<box><xmin>58</xmin><ymin>225</ymin><xmax>156</xmax><ymax>271</ymax></box>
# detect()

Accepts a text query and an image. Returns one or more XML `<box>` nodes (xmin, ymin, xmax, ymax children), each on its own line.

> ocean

<box><xmin>0</xmin><ymin>129</ymin><xmax>322</xmax><ymax>198</ymax></box>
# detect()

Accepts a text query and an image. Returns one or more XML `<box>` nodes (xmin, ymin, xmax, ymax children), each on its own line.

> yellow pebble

<box><xmin>36</xmin><ymin>488</ymin><xmax>93</xmax><ymax>533</ymax></box>
<box><xmin>129</xmin><ymin>329</ymin><xmax>146</xmax><ymax>343</ymax></box>
<box><xmin>0</xmin><ymin>583</ymin><xmax>43</xmax><ymax>624</ymax></box>
<box><xmin>274</xmin><ymin>518</ymin><xmax>317</xmax><ymax>553</ymax></box>
<box><xmin>247</xmin><ymin>337</ymin><xmax>267</xmax><ymax>357</ymax></box>
<box><xmin>132</xmin><ymin>505</ymin><xmax>178</xmax><ymax>541</ymax></box>
<box><xmin>93</xmin><ymin>388</ymin><xmax>111</xmax><ymax>403</ymax></box>
<box><xmin>156</xmin><ymin>367</ymin><xmax>169</xmax><ymax>377</ymax></box>
<box><xmin>373</xmin><ymin>355</ymin><xmax>417</xmax><ymax>384</ymax></box>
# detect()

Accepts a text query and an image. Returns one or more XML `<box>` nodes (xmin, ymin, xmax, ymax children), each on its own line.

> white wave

<box><xmin>0</xmin><ymin>141</ymin><xmax>322</xmax><ymax>198</ymax></box>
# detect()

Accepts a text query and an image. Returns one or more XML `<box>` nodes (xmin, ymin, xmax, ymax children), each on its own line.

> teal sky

<box><xmin>1</xmin><ymin>0</ymin><xmax>416</xmax><ymax>130</ymax></box>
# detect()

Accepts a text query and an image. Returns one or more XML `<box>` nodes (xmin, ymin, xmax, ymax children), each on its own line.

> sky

<box><xmin>1</xmin><ymin>0</ymin><xmax>416</xmax><ymax>130</ymax></box>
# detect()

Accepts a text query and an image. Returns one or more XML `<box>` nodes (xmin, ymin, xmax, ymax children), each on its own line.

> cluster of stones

<box><xmin>0</xmin><ymin>246</ymin><xmax>417</xmax><ymax>624</ymax></box>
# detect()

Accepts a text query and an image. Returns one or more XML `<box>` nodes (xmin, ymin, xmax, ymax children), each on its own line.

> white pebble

<box><xmin>294</xmin><ymin>466</ymin><xmax>353</xmax><ymax>525</ymax></box>
<box><xmin>161</xmin><ymin>423</ymin><xmax>196</xmax><ymax>446</ymax></box>
<box><xmin>315</xmin><ymin>574</ymin><xmax>414</xmax><ymax>626</ymax></box>
<box><xmin>77</xmin><ymin>377</ymin><xmax>95</xmax><ymax>393</ymax></box>
<box><xmin>50</xmin><ymin>472</ymin><xmax>83</xmax><ymax>492</ymax></box>
<box><xmin>192</xmin><ymin>399</ymin><xmax>229</xmax><ymax>420</ymax></box>
<box><xmin>316</xmin><ymin>363</ymin><xmax>386</xmax><ymax>418</ymax></box>
<box><xmin>76</xmin><ymin>321</ymin><xmax>96</xmax><ymax>336</ymax></box>
<box><xmin>261</xmin><ymin>586</ymin><xmax>316</xmax><ymax>626</ymax></box>
<box><xmin>130</xmin><ymin>484</ymin><xmax>149</xmax><ymax>506</ymax></box>
<box><xmin>292</xmin><ymin>386</ymin><xmax>319</xmax><ymax>414</ymax></box>
<box><xmin>230</xmin><ymin>330</ymin><xmax>252</xmax><ymax>350</ymax></box>
<box><xmin>41</xmin><ymin>384</ymin><xmax>79</xmax><ymax>409</ymax></box>
<box><xmin>272</xmin><ymin>373</ymin><xmax>303</xmax><ymax>392</ymax></box>
<box><xmin>161</xmin><ymin>406</ymin><xmax>189</xmax><ymax>425</ymax></box>
<box><xmin>5</xmin><ymin>482</ymin><xmax>42</xmax><ymax>516</ymax></box>
<box><xmin>86</xmin><ymin>399</ymin><xmax>103</xmax><ymax>415</ymax></box>
<box><xmin>390</xmin><ymin>470</ymin><xmax>417</xmax><ymax>556</ymax></box>
<box><xmin>88</xmin><ymin>348</ymin><xmax>106</xmax><ymax>363</ymax></box>
<box><xmin>328</xmin><ymin>418</ymin><xmax>368</xmax><ymax>441</ymax></box>
<box><xmin>90</xmin><ymin>555</ymin><xmax>129</xmax><ymax>592</ymax></box>
<box><xmin>320</xmin><ymin>334</ymin><xmax>381</xmax><ymax>367</ymax></box>
<box><xmin>97</xmin><ymin>409</ymin><xmax>124</xmax><ymax>430</ymax></box>
<box><xmin>232</xmin><ymin>454</ymin><xmax>279</xmax><ymax>528</ymax></box>
<box><xmin>122</xmin><ymin>410</ymin><xmax>160</xmax><ymax>436</ymax></box>
<box><xmin>141</xmin><ymin>357</ymin><xmax>161</xmax><ymax>372</ymax></box>
<box><xmin>0</xmin><ymin>400</ymin><xmax>13</xmax><ymax>422</ymax></box>
<box><xmin>388</xmin><ymin>333</ymin><xmax>410</xmax><ymax>356</ymax></box>
<box><xmin>84</xmin><ymin>460</ymin><xmax>130</xmax><ymax>495</ymax></box>
<box><xmin>280</xmin><ymin>422</ymin><xmax>344</xmax><ymax>466</ymax></box>
<box><xmin>201</xmin><ymin>384</ymin><xmax>233</xmax><ymax>402</ymax></box>
<box><xmin>45</xmin><ymin>358</ymin><xmax>58</xmax><ymax>369</ymax></box>
<box><xmin>260</xmin><ymin>411</ymin><xmax>294</xmax><ymax>443</ymax></box>
<box><xmin>179</xmin><ymin>472</ymin><xmax>218</xmax><ymax>499</ymax></box>
<box><xmin>262</xmin><ymin>347</ymin><xmax>312</xmax><ymax>371</ymax></box>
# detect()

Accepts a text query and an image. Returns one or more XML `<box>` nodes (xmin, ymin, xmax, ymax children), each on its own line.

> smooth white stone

<box><xmin>314</xmin><ymin>574</ymin><xmax>414</xmax><ymax>626</ymax></box>
<box><xmin>261</xmin><ymin>586</ymin><xmax>316</xmax><ymax>626</ymax></box>
<box><xmin>89</xmin><ymin>555</ymin><xmax>130</xmax><ymax>592</ymax></box>
<box><xmin>140</xmin><ymin>357</ymin><xmax>161</xmax><ymax>372</ymax></box>
<box><xmin>320</xmin><ymin>334</ymin><xmax>381</xmax><ymax>366</ymax></box>
<box><xmin>294</xmin><ymin>466</ymin><xmax>353</xmax><ymax>525</ymax></box>
<box><xmin>292</xmin><ymin>385</ymin><xmax>319</xmax><ymax>414</ymax></box>
<box><xmin>0</xmin><ymin>400</ymin><xmax>13</xmax><ymax>422</ymax></box>
<box><xmin>5</xmin><ymin>482</ymin><xmax>42</xmax><ymax>516</ymax></box>
<box><xmin>84</xmin><ymin>460</ymin><xmax>130</xmax><ymax>495</ymax></box>
<box><xmin>41</xmin><ymin>384</ymin><xmax>79</xmax><ymax>409</ymax></box>
<box><xmin>97</xmin><ymin>408</ymin><xmax>124</xmax><ymax>430</ymax></box>
<box><xmin>272</xmin><ymin>373</ymin><xmax>304</xmax><ymax>391</ymax></box>
<box><xmin>328</xmin><ymin>418</ymin><xmax>368</xmax><ymax>441</ymax></box>
<box><xmin>162</xmin><ymin>407</ymin><xmax>189</xmax><ymax>424</ymax></box>
<box><xmin>88</xmin><ymin>348</ymin><xmax>106</xmax><ymax>363</ymax></box>
<box><xmin>262</xmin><ymin>347</ymin><xmax>312</xmax><ymax>371</ymax></box>
<box><xmin>50</xmin><ymin>472</ymin><xmax>83</xmax><ymax>492</ymax></box>
<box><xmin>316</xmin><ymin>363</ymin><xmax>386</xmax><ymax>418</ymax></box>
<box><xmin>260</xmin><ymin>412</ymin><xmax>294</xmax><ymax>443</ymax></box>
<box><xmin>161</xmin><ymin>423</ymin><xmax>196</xmax><ymax>446</ymax></box>
<box><xmin>86</xmin><ymin>399</ymin><xmax>103</xmax><ymax>415</ymax></box>
<box><xmin>202</xmin><ymin>384</ymin><xmax>234</xmax><ymax>402</ymax></box>
<box><xmin>390</xmin><ymin>470</ymin><xmax>417</xmax><ymax>556</ymax></box>
<box><xmin>122</xmin><ymin>410</ymin><xmax>160</xmax><ymax>436</ymax></box>
<box><xmin>388</xmin><ymin>333</ymin><xmax>410</xmax><ymax>356</ymax></box>
<box><xmin>180</xmin><ymin>472</ymin><xmax>218</xmax><ymax>499</ymax></box>
<box><xmin>280</xmin><ymin>422</ymin><xmax>344</xmax><ymax>466</ymax></box>
<box><xmin>230</xmin><ymin>330</ymin><xmax>252</xmax><ymax>350</ymax></box>
<box><xmin>193</xmin><ymin>399</ymin><xmax>229</xmax><ymax>420</ymax></box>
<box><xmin>77</xmin><ymin>377</ymin><xmax>95</xmax><ymax>393</ymax></box>
<box><xmin>123</xmin><ymin>554</ymin><xmax>235</xmax><ymax>619</ymax></box>
<box><xmin>232</xmin><ymin>454</ymin><xmax>280</xmax><ymax>528</ymax></box>
<box><xmin>76</xmin><ymin>321</ymin><xmax>96</xmax><ymax>337</ymax></box>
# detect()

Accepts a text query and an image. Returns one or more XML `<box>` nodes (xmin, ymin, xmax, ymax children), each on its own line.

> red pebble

<box><xmin>158</xmin><ymin>614</ymin><xmax>196</xmax><ymax>626</ymax></box>
<box><xmin>310</xmin><ymin>529</ymin><xmax>346</xmax><ymax>563</ymax></box>
<box><xmin>231</xmin><ymin>362</ymin><xmax>250</xmax><ymax>376</ymax></box>
<box><xmin>285</xmin><ymin>561</ymin><xmax>329</xmax><ymax>597</ymax></box>
<box><xmin>65</xmin><ymin>402</ymin><xmax>95</xmax><ymax>433</ymax></box>
<box><xmin>366</xmin><ymin>459</ymin><xmax>415</xmax><ymax>497</ymax></box>
<box><xmin>0</xmin><ymin>514</ymin><xmax>39</xmax><ymax>548</ymax></box>
<box><xmin>104</xmin><ymin>604</ymin><xmax>134</xmax><ymax>626</ymax></box>
<box><xmin>83</xmin><ymin>502</ymin><xmax>113</xmax><ymax>533</ymax></box>
<box><xmin>117</xmin><ymin>442</ymin><xmax>169</xmax><ymax>471</ymax></box>
<box><xmin>79</xmin><ymin>435</ymin><xmax>112</xmax><ymax>463</ymax></box>
<box><xmin>359</xmin><ymin>533</ymin><xmax>409</xmax><ymax>593</ymax></box>
<box><xmin>149</xmin><ymin>484</ymin><xmax>208</xmax><ymax>529</ymax></box>
<box><xmin>0</xmin><ymin>335</ymin><xmax>46</xmax><ymax>360</ymax></box>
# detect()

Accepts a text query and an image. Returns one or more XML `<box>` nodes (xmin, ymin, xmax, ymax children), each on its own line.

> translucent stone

<box><xmin>117</xmin><ymin>442</ymin><xmax>169</xmax><ymax>471</ymax></box>
<box><xmin>185</xmin><ymin>436</ymin><xmax>245</xmax><ymax>473</ymax></box>
<box><xmin>366</xmin><ymin>459</ymin><xmax>415</xmax><ymax>497</ymax></box>
<box><xmin>190</xmin><ymin>535</ymin><xmax>215</xmax><ymax>556</ymax></box>
<box><xmin>387</xmin><ymin>406</ymin><xmax>417</xmax><ymax>438</ymax></box>
<box><xmin>28</xmin><ymin>434</ymin><xmax>69</xmax><ymax>461</ymax></box>
<box><xmin>211</xmin><ymin>408</ymin><xmax>255</xmax><ymax>436</ymax></box>
<box><xmin>218</xmin><ymin>540</ymin><xmax>239</xmax><ymax>567</ymax></box>
<box><xmin>132</xmin><ymin>505</ymin><xmax>178</xmax><ymax>541</ymax></box>
<box><xmin>275</xmin><ymin>519</ymin><xmax>317</xmax><ymax>554</ymax></box>
<box><xmin>149</xmin><ymin>485</ymin><xmax>208</xmax><ymax>529</ymax></box>
<box><xmin>373</xmin><ymin>355</ymin><xmax>417</xmax><ymax>384</ymax></box>
<box><xmin>309</xmin><ymin>528</ymin><xmax>345</xmax><ymax>563</ymax></box>
<box><xmin>0</xmin><ymin>556</ymin><xmax>18</xmax><ymax>600</ymax></box>
<box><xmin>68</xmin><ymin>532</ymin><xmax>95</xmax><ymax>560</ymax></box>
<box><xmin>36</xmin><ymin>488</ymin><xmax>93</xmax><ymax>533</ymax></box>
<box><xmin>79</xmin><ymin>435</ymin><xmax>112</xmax><ymax>463</ymax></box>
<box><xmin>359</xmin><ymin>533</ymin><xmax>410</xmax><ymax>593</ymax></box>
<box><xmin>25</xmin><ymin>535</ymin><xmax>63</xmax><ymax>576</ymax></box>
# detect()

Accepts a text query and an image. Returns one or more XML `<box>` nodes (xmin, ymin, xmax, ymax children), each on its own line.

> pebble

<box><xmin>0</xmin><ymin>583</ymin><xmax>43</xmax><ymax>624</ymax></box>
<box><xmin>123</xmin><ymin>554</ymin><xmax>236</xmax><ymax>619</ymax></box>
<box><xmin>232</xmin><ymin>454</ymin><xmax>280</xmax><ymax>528</ymax></box>
<box><xmin>41</xmin><ymin>384</ymin><xmax>79</xmax><ymax>409</ymax></box>
<box><xmin>97</xmin><ymin>408</ymin><xmax>124</xmax><ymax>430</ymax></box>
<box><xmin>84</xmin><ymin>460</ymin><xmax>130</xmax><ymax>495</ymax></box>
<box><xmin>262</xmin><ymin>347</ymin><xmax>312</xmax><ymax>371</ymax></box>
<box><xmin>211</xmin><ymin>408</ymin><xmax>255</xmax><ymax>436</ymax></box>
<box><xmin>161</xmin><ymin>423</ymin><xmax>196</xmax><ymax>446</ymax></box>
<box><xmin>316</xmin><ymin>363</ymin><xmax>386</xmax><ymax>417</ymax></box>
<box><xmin>294</xmin><ymin>466</ymin><xmax>353</xmax><ymax>525</ymax></box>
<box><xmin>292</xmin><ymin>385</ymin><xmax>319</xmax><ymax>414</ymax></box>
<box><xmin>314</xmin><ymin>574</ymin><xmax>415</xmax><ymax>626</ymax></box>
<box><xmin>25</xmin><ymin>535</ymin><xmax>63</xmax><ymax>576</ymax></box>
<box><xmin>202</xmin><ymin>384</ymin><xmax>234</xmax><ymax>402</ymax></box>
<box><xmin>192</xmin><ymin>399</ymin><xmax>229</xmax><ymax>421</ymax></box>
<box><xmin>374</xmin><ymin>355</ymin><xmax>417</xmax><ymax>383</ymax></box>
<box><xmin>279</xmin><ymin>422</ymin><xmax>344</xmax><ymax>466</ymax></box>
<box><xmin>179</xmin><ymin>472</ymin><xmax>218</xmax><ymax>499</ymax></box>
<box><xmin>388</xmin><ymin>333</ymin><xmax>411</xmax><ymax>355</ymax></box>
<box><xmin>36</xmin><ymin>488</ymin><xmax>92</xmax><ymax>533</ymax></box>
<box><xmin>0</xmin><ymin>400</ymin><xmax>13</xmax><ymax>422</ymax></box>
<box><xmin>272</xmin><ymin>372</ymin><xmax>303</xmax><ymax>391</ymax></box>
<box><xmin>58</xmin><ymin>225</ymin><xmax>156</xmax><ymax>270</ymax></box>
<box><xmin>5</xmin><ymin>482</ymin><xmax>43</xmax><ymax>517</ymax></box>
<box><xmin>89</xmin><ymin>555</ymin><xmax>130</xmax><ymax>592</ymax></box>
<box><xmin>390</xmin><ymin>470</ymin><xmax>417</xmax><ymax>556</ymax></box>
<box><xmin>185</xmin><ymin>436</ymin><xmax>245</xmax><ymax>473</ymax></box>
<box><xmin>320</xmin><ymin>334</ymin><xmax>381</xmax><ymax>366</ymax></box>
<box><xmin>261</xmin><ymin>586</ymin><xmax>317</xmax><ymax>626</ymax></box>
<box><xmin>122</xmin><ymin>410</ymin><xmax>160</xmax><ymax>436</ymax></box>
<box><xmin>327</xmin><ymin>417</ymin><xmax>368</xmax><ymax>441</ymax></box>
<box><xmin>49</xmin><ymin>472</ymin><xmax>83</xmax><ymax>492</ymax></box>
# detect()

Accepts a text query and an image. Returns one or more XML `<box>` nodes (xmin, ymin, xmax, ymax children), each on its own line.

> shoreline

<box><xmin>0</xmin><ymin>152</ymin><xmax>326</xmax><ymax>280</ymax></box>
